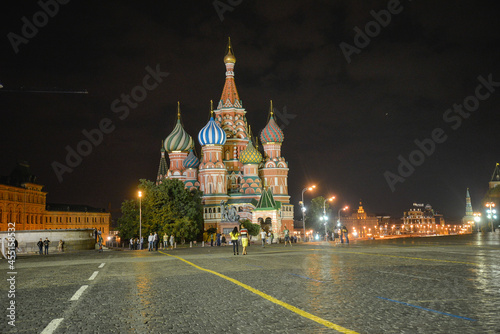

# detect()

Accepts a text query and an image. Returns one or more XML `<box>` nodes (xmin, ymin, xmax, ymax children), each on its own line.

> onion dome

<box><xmin>239</xmin><ymin>141</ymin><xmax>262</xmax><ymax>164</ymax></box>
<box><xmin>224</xmin><ymin>37</ymin><xmax>236</xmax><ymax>64</ymax></box>
<box><xmin>183</xmin><ymin>149</ymin><xmax>200</xmax><ymax>169</ymax></box>
<box><xmin>198</xmin><ymin>101</ymin><xmax>227</xmax><ymax>146</ymax></box>
<box><xmin>260</xmin><ymin>100</ymin><xmax>284</xmax><ymax>144</ymax></box>
<box><xmin>165</xmin><ymin>102</ymin><xmax>193</xmax><ymax>152</ymax></box>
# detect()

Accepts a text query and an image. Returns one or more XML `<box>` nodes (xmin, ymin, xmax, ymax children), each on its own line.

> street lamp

<box><xmin>301</xmin><ymin>185</ymin><xmax>316</xmax><ymax>241</ymax></box>
<box><xmin>321</xmin><ymin>196</ymin><xmax>335</xmax><ymax>237</ymax></box>
<box><xmin>485</xmin><ymin>202</ymin><xmax>496</xmax><ymax>232</ymax></box>
<box><xmin>138</xmin><ymin>191</ymin><xmax>143</xmax><ymax>249</ymax></box>
<box><xmin>337</xmin><ymin>206</ymin><xmax>349</xmax><ymax>228</ymax></box>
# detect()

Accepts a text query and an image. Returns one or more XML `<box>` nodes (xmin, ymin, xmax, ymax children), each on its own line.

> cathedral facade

<box><xmin>156</xmin><ymin>39</ymin><xmax>294</xmax><ymax>236</ymax></box>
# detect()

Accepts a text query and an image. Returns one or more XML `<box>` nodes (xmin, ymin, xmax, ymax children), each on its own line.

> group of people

<box><xmin>331</xmin><ymin>225</ymin><xmax>350</xmax><ymax>244</ymax></box>
<box><xmin>207</xmin><ymin>232</ymin><xmax>227</xmax><ymax>247</ymax></box>
<box><xmin>37</xmin><ymin>237</ymin><xmax>52</xmax><ymax>255</ymax></box>
<box><xmin>128</xmin><ymin>233</ymin><xmax>176</xmax><ymax>251</ymax></box>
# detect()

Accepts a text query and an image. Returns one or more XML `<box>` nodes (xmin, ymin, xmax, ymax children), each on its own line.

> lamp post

<box><xmin>485</xmin><ymin>202</ymin><xmax>496</xmax><ymax>232</ymax></box>
<box><xmin>321</xmin><ymin>196</ymin><xmax>335</xmax><ymax>237</ymax></box>
<box><xmin>138</xmin><ymin>191</ymin><xmax>143</xmax><ymax>248</ymax></box>
<box><xmin>337</xmin><ymin>206</ymin><xmax>349</xmax><ymax>229</ymax></box>
<box><xmin>301</xmin><ymin>185</ymin><xmax>316</xmax><ymax>241</ymax></box>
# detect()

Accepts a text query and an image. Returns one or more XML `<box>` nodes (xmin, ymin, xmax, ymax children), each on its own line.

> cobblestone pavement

<box><xmin>1</xmin><ymin>233</ymin><xmax>499</xmax><ymax>333</ymax></box>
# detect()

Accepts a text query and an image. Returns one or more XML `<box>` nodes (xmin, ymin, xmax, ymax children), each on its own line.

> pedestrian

<box><xmin>43</xmin><ymin>237</ymin><xmax>50</xmax><ymax>255</ymax></box>
<box><xmin>58</xmin><ymin>240</ymin><xmax>64</xmax><ymax>252</ymax></box>
<box><xmin>98</xmin><ymin>235</ymin><xmax>103</xmax><ymax>253</ymax></box>
<box><xmin>136</xmin><ymin>238</ymin><xmax>140</xmax><ymax>250</ymax></box>
<box><xmin>130</xmin><ymin>238</ymin><xmax>134</xmax><ymax>250</ymax></box>
<box><xmin>140</xmin><ymin>236</ymin><xmax>144</xmax><ymax>250</ymax></box>
<box><xmin>221</xmin><ymin>234</ymin><xmax>226</xmax><ymax>246</ymax></box>
<box><xmin>148</xmin><ymin>233</ymin><xmax>154</xmax><ymax>251</ymax></box>
<box><xmin>37</xmin><ymin>238</ymin><xmax>43</xmax><ymax>255</ymax></box>
<box><xmin>241</xmin><ymin>226</ymin><xmax>249</xmax><ymax>255</ymax></box>
<box><xmin>260</xmin><ymin>229</ymin><xmax>267</xmax><ymax>247</ymax></box>
<box><xmin>154</xmin><ymin>232</ymin><xmax>159</xmax><ymax>251</ymax></box>
<box><xmin>284</xmin><ymin>226</ymin><xmax>291</xmax><ymax>247</ymax></box>
<box><xmin>230</xmin><ymin>227</ymin><xmax>239</xmax><ymax>255</ymax></box>
<box><xmin>210</xmin><ymin>233</ymin><xmax>214</xmax><ymax>247</ymax></box>
<box><xmin>216</xmin><ymin>232</ymin><xmax>221</xmax><ymax>247</ymax></box>
<box><xmin>342</xmin><ymin>225</ymin><xmax>349</xmax><ymax>244</ymax></box>
<box><xmin>270</xmin><ymin>232</ymin><xmax>274</xmax><ymax>244</ymax></box>
<box><xmin>163</xmin><ymin>233</ymin><xmax>168</xmax><ymax>249</ymax></box>
<box><xmin>169</xmin><ymin>234</ymin><xmax>175</xmax><ymax>250</ymax></box>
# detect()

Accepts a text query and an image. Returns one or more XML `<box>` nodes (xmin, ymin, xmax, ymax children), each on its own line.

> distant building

<box><xmin>341</xmin><ymin>201</ymin><xmax>379</xmax><ymax>238</ymax></box>
<box><xmin>402</xmin><ymin>203</ymin><xmax>437</xmax><ymax>225</ymax></box>
<box><xmin>489</xmin><ymin>163</ymin><xmax>500</xmax><ymax>189</ymax></box>
<box><xmin>0</xmin><ymin>162</ymin><xmax>111</xmax><ymax>237</ymax></box>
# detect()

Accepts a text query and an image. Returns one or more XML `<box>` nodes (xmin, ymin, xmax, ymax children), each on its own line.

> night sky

<box><xmin>1</xmin><ymin>0</ymin><xmax>499</xmax><ymax>221</ymax></box>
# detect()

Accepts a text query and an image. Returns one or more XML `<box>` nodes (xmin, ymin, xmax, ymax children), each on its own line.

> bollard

<box><xmin>174</xmin><ymin>242</ymin><xmax>177</xmax><ymax>249</ymax></box>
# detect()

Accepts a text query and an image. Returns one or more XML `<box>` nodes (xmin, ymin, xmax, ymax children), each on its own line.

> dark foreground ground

<box><xmin>1</xmin><ymin>233</ymin><xmax>499</xmax><ymax>334</ymax></box>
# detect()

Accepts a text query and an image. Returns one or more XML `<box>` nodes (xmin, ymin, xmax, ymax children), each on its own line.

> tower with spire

<box><xmin>156</xmin><ymin>38</ymin><xmax>294</xmax><ymax>235</ymax></box>
<box><xmin>462</xmin><ymin>188</ymin><xmax>475</xmax><ymax>224</ymax></box>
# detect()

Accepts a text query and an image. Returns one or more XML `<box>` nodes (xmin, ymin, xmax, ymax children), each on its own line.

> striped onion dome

<box><xmin>164</xmin><ymin>118</ymin><xmax>193</xmax><ymax>152</ymax></box>
<box><xmin>239</xmin><ymin>141</ymin><xmax>262</xmax><ymax>164</ymax></box>
<box><xmin>260</xmin><ymin>113</ymin><xmax>284</xmax><ymax>144</ymax></box>
<box><xmin>165</xmin><ymin>103</ymin><xmax>193</xmax><ymax>152</ymax></box>
<box><xmin>183</xmin><ymin>149</ymin><xmax>200</xmax><ymax>169</ymax></box>
<box><xmin>198</xmin><ymin>114</ymin><xmax>227</xmax><ymax>146</ymax></box>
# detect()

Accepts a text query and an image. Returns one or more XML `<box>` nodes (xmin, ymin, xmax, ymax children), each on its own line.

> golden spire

<box><xmin>177</xmin><ymin>101</ymin><xmax>181</xmax><ymax>119</ymax></box>
<box><xmin>269</xmin><ymin>100</ymin><xmax>274</xmax><ymax>117</ymax></box>
<box><xmin>224</xmin><ymin>37</ymin><xmax>236</xmax><ymax>64</ymax></box>
<box><xmin>210</xmin><ymin>100</ymin><xmax>214</xmax><ymax>117</ymax></box>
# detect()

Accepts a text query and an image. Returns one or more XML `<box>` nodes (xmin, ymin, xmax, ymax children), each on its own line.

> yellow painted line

<box><xmin>159</xmin><ymin>251</ymin><xmax>358</xmax><ymax>334</ymax></box>
<box><xmin>315</xmin><ymin>249</ymin><xmax>478</xmax><ymax>266</ymax></box>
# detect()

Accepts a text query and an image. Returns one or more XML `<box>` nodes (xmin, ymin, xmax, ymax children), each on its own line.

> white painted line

<box><xmin>40</xmin><ymin>318</ymin><xmax>64</xmax><ymax>334</ymax></box>
<box><xmin>98</xmin><ymin>263</ymin><xmax>105</xmax><ymax>268</ymax></box>
<box><xmin>70</xmin><ymin>285</ymin><xmax>89</xmax><ymax>301</ymax></box>
<box><xmin>88</xmin><ymin>271</ymin><xmax>99</xmax><ymax>280</ymax></box>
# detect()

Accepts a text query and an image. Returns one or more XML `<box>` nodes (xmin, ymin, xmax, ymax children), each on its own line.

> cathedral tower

<box><xmin>164</xmin><ymin>102</ymin><xmax>193</xmax><ymax>180</ymax></box>
<box><xmin>259</xmin><ymin>101</ymin><xmax>290</xmax><ymax>203</ymax></box>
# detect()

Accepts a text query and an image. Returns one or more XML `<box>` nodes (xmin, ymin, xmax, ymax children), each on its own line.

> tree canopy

<box><xmin>305</xmin><ymin>196</ymin><xmax>334</xmax><ymax>233</ymax></box>
<box><xmin>117</xmin><ymin>179</ymin><xmax>203</xmax><ymax>242</ymax></box>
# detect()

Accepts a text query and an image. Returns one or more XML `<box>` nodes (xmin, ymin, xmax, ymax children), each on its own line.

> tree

<box><xmin>116</xmin><ymin>200</ymin><xmax>139</xmax><ymax>240</ymax></box>
<box><xmin>117</xmin><ymin>178</ymin><xmax>204</xmax><ymax>242</ymax></box>
<box><xmin>305</xmin><ymin>196</ymin><xmax>333</xmax><ymax>233</ymax></box>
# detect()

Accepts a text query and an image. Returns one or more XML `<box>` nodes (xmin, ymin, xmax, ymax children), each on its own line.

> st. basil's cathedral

<box><xmin>156</xmin><ymin>39</ymin><xmax>294</xmax><ymax>236</ymax></box>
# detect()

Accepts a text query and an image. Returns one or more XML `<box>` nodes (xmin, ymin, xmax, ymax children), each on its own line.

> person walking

<box><xmin>221</xmin><ymin>234</ymin><xmax>226</xmax><ymax>246</ymax></box>
<box><xmin>163</xmin><ymin>233</ymin><xmax>168</xmax><ymax>249</ymax></box>
<box><xmin>342</xmin><ymin>225</ymin><xmax>349</xmax><ymax>244</ymax></box>
<box><xmin>140</xmin><ymin>236</ymin><xmax>144</xmax><ymax>250</ymax></box>
<box><xmin>216</xmin><ymin>232</ymin><xmax>221</xmax><ymax>247</ymax></box>
<box><xmin>43</xmin><ymin>237</ymin><xmax>50</xmax><ymax>255</ymax></box>
<box><xmin>58</xmin><ymin>240</ymin><xmax>64</xmax><ymax>252</ymax></box>
<box><xmin>270</xmin><ymin>232</ymin><xmax>274</xmax><ymax>245</ymax></box>
<box><xmin>339</xmin><ymin>227</ymin><xmax>344</xmax><ymax>244</ymax></box>
<box><xmin>98</xmin><ymin>235</ymin><xmax>103</xmax><ymax>253</ymax></box>
<box><xmin>37</xmin><ymin>238</ymin><xmax>43</xmax><ymax>255</ymax></box>
<box><xmin>154</xmin><ymin>232</ymin><xmax>159</xmax><ymax>251</ymax></box>
<box><xmin>169</xmin><ymin>234</ymin><xmax>175</xmax><ymax>250</ymax></box>
<box><xmin>284</xmin><ymin>226</ymin><xmax>291</xmax><ymax>247</ymax></box>
<box><xmin>148</xmin><ymin>233</ymin><xmax>153</xmax><ymax>251</ymax></box>
<box><xmin>230</xmin><ymin>227</ymin><xmax>239</xmax><ymax>255</ymax></box>
<box><xmin>260</xmin><ymin>229</ymin><xmax>267</xmax><ymax>248</ymax></box>
<box><xmin>241</xmin><ymin>226</ymin><xmax>249</xmax><ymax>255</ymax></box>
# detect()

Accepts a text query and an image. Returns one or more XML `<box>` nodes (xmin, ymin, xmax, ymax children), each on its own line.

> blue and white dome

<box><xmin>198</xmin><ymin>116</ymin><xmax>226</xmax><ymax>146</ymax></box>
